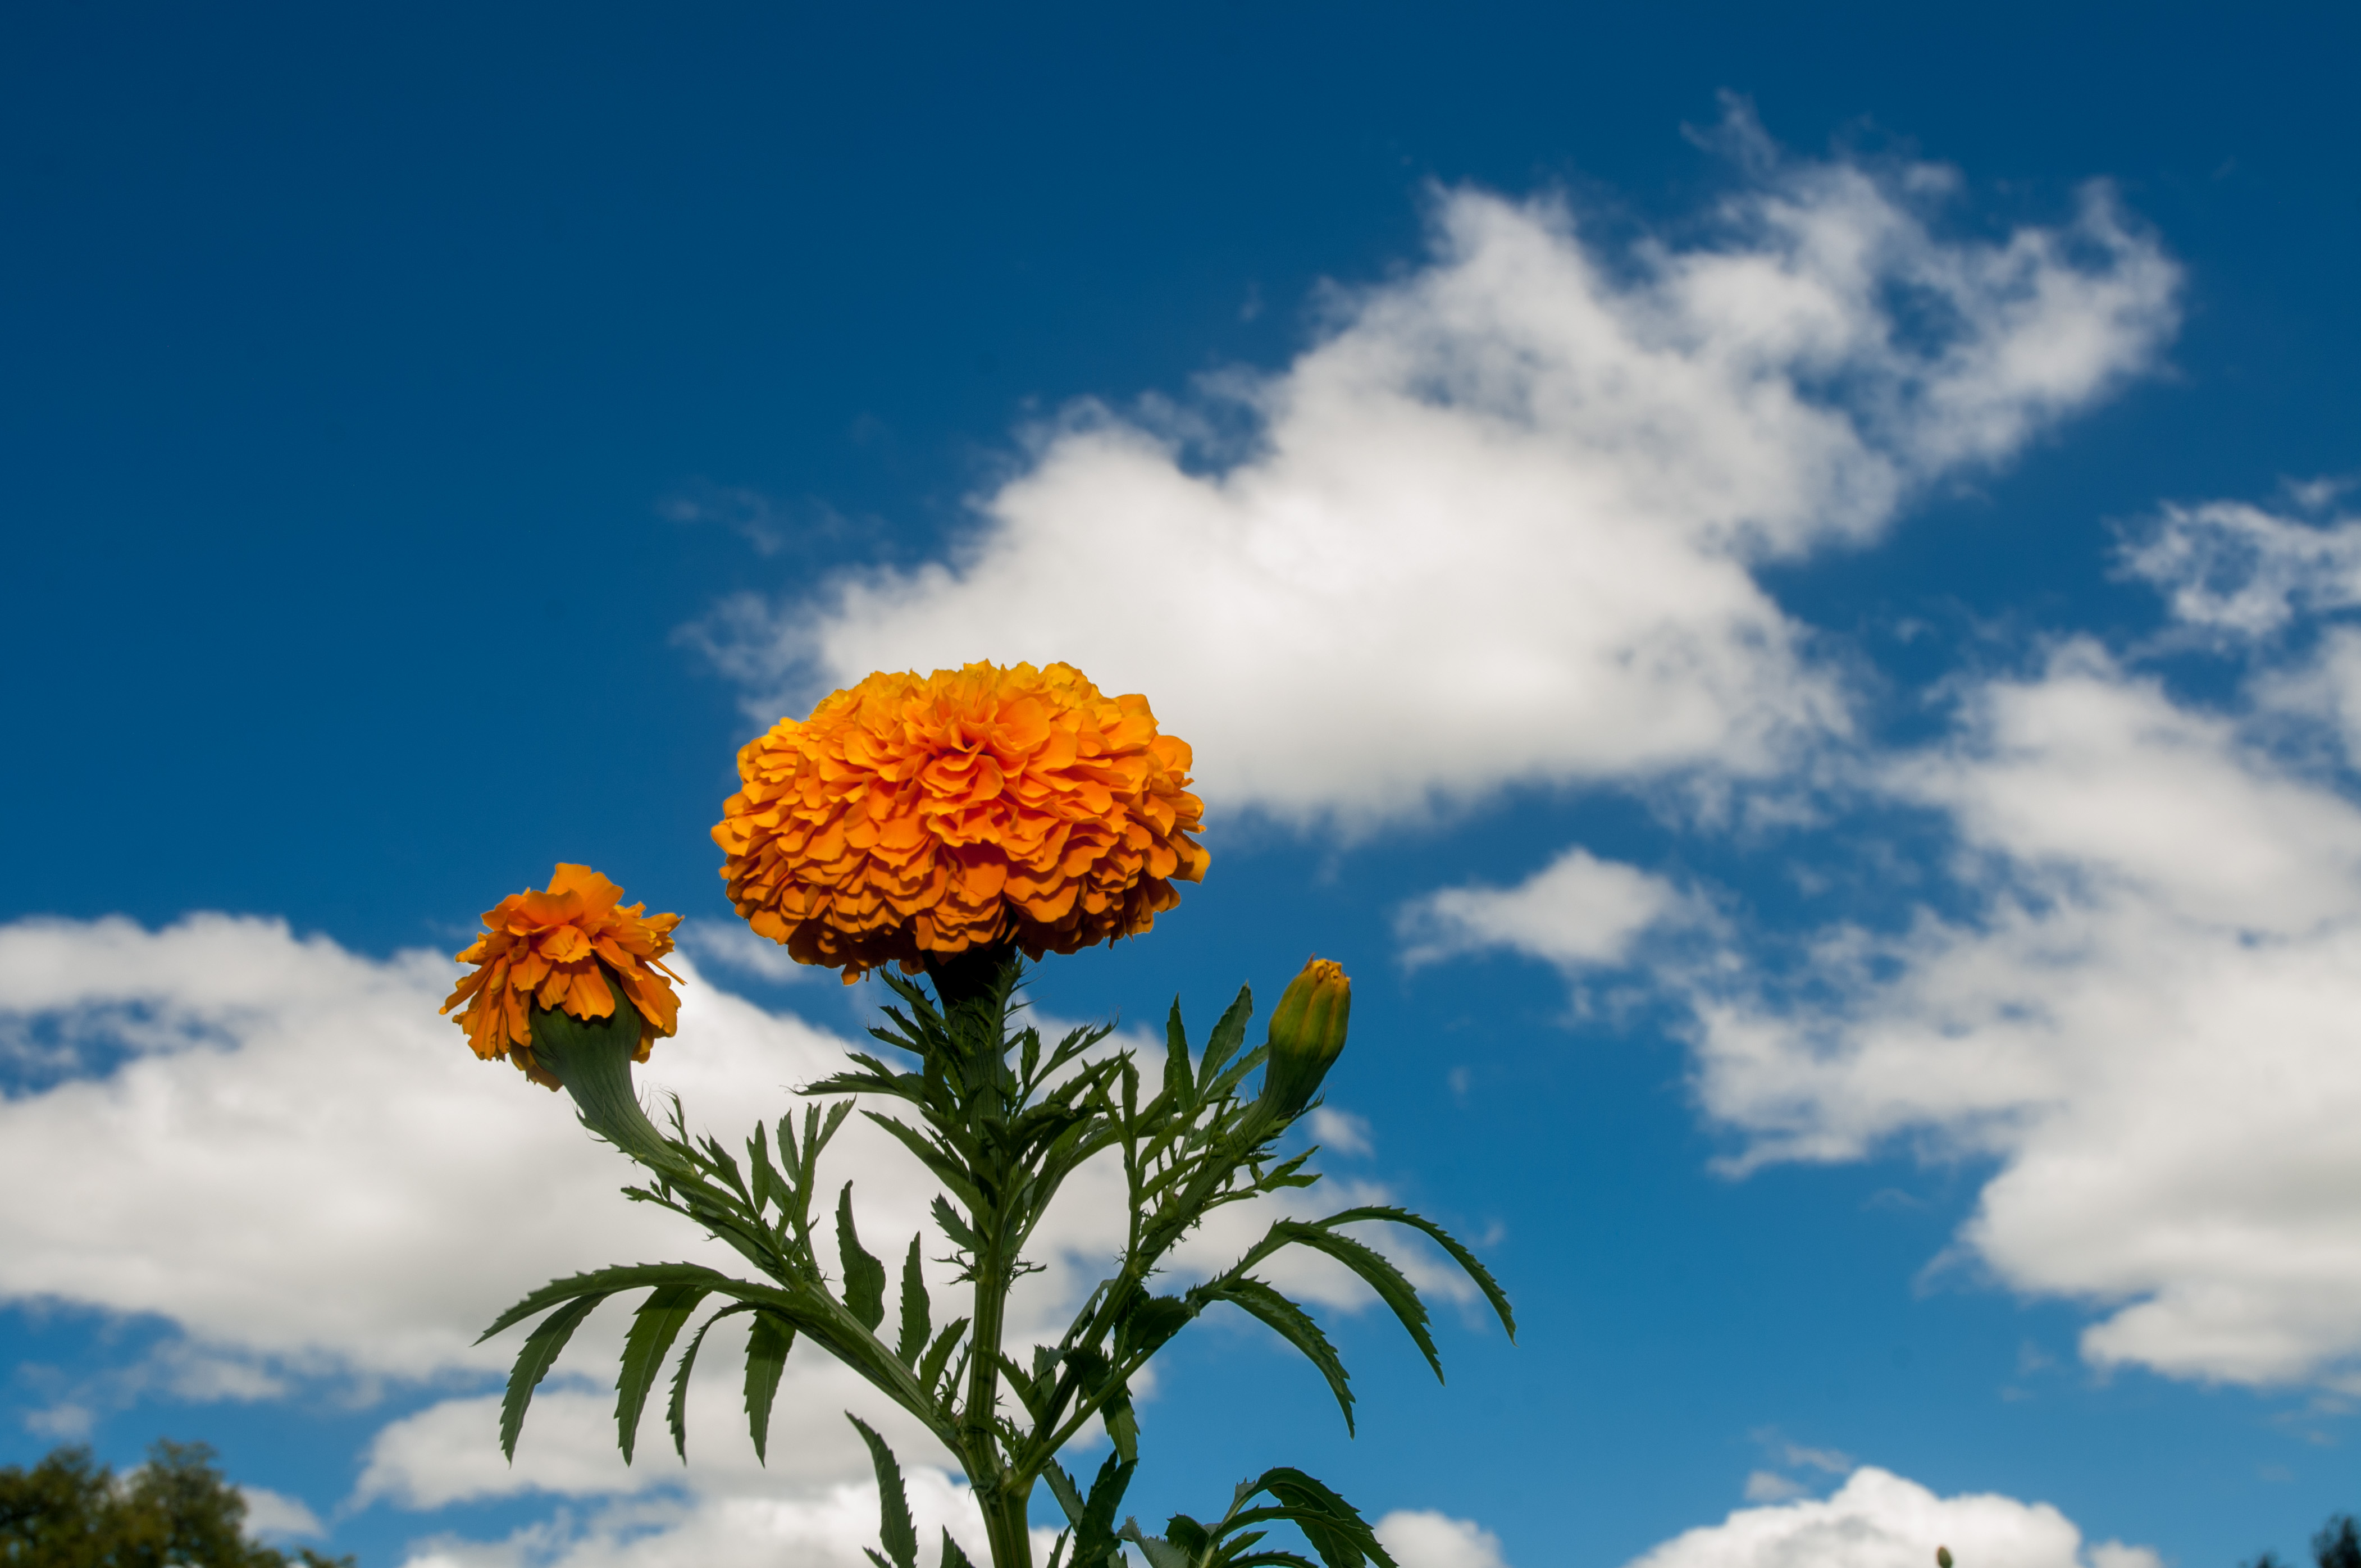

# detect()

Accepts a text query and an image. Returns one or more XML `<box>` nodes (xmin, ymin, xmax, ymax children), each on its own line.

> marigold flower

<box><xmin>712</xmin><ymin>661</ymin><xmax>1210</xmax><ymax>981</ymax></box>
<box><xmin>443</xmin><ymin>864</ymin><xmax>684</xmax><ymax>1089</ymax></box>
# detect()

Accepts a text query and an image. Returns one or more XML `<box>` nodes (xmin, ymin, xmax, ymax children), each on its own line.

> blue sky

<box><xmin>7</xmin><ymin>6</ymin><xmax>2361</xmax><ymax>1567</ymax></box>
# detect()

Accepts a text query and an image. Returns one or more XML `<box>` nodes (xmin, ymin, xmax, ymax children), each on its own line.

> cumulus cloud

<box><xmin>1688</xmin><ymin>638</ymin><xmax>2361</xmax><ymax>1384</ymax></box>
<box><xmin>395</xmin><ymin>1467</ymin><xmax>1008</xmax><ymax>1568</ymax></box>
<box><xmin>0</xmin><ymin>909</ymin><xmax>1479</xmax><ymax>1566</ymax></box>
<box><xmin>1377</xmin><ymin>1509</ymin><xmax>1510</xmax><ymax>1568</ymax></box>
<box><xmin>692</xmin><ymin>111</ymin><xmax>2177</xmax><ymax>828</ymax></box>
<box><xmin>1397</xmin><ymin>846</ymin><xmax>1695</xmax><ymax>970</ymax></box>
<box><xmin>1625</xmin><ymin>1467</ymin><xmax>2155</xmax><ymax>1568</ymax></box>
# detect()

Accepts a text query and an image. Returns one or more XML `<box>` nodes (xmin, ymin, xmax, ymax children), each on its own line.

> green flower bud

<box><xmin>1259</xmin><ymin>958</ymin><xmax>1351</xmax><ymax>1119</ymax></box>
<box><xmin>1937</xmin><ymin>1548</ymin><xmax>1954</xmax><ymax>1568</ymax></box>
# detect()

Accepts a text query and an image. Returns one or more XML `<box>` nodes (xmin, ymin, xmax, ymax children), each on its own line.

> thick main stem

<box><xmin>928</xmin><ymin>946</ymin><xmax>1033</xmax><ymax>1568</ymax></box>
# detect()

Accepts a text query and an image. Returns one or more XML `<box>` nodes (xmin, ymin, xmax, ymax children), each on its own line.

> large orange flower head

<box><xmin>713</xmin><ymin>661</ymin><xmax>1210</xmax><ymax>981</ymax></box>
<box><xmin>443</xmin><ymin>864</ymin><xmax>684</xmax><ymax>1089</ymax></box>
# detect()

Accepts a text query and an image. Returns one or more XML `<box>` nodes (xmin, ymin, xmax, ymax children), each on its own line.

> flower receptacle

<box><xmin>530</xmin><ymin>983</ymin><xmax>676</xmax><ymax>1168</ymax></box>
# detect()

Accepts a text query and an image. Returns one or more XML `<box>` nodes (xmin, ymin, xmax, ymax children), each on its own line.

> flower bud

<box><xmin>1259</xmin><ymin>958</ymin><xmax>1351</xmax><ymax>1119</ymax></box>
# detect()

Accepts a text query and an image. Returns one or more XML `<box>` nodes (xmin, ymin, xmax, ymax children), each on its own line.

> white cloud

<box><xmin>395</xmin><ymin>1468</ymin><xmax>1006</xmax><ymax>1568</ymax></box>
<box><xmin>1397</xmin><ymin>846</ymin><xmax>1694</xmax><ymax>970</ymax></box>
<box><xmin>239</xmin><ymin>1487</ymin><xmax>325</xmax><ymax>1538</ymax></box>
<box><xmin>693</xmin><ymin>111</ymin><xmax>2177</xmax><ymax>828</ymax></box>
<box><xmin>1377</xmin><ymin>1508</ymin><xmax>1510</xmax><ymax>1568</ymax></box>
<box><xmin>0</xmin><ymin>908</ymin><xmax>1479</xmax><ymax>1556</ymax></box>
<box><xmin>673</xmin><ymin>918</ymin><xmax>816</xmax><ymax>985</ymax></box>
<box><xmin>1626</xmin><ymin>1467</ymin><xmax>2155</xmax><ymax>1568</ymax></box>
<box><xmin>2120</xmin><ymin>500</ymin><xmax>2361</xmax><ymax>637</ymax></box>
<box><xmin>1689</xmin><ymin>640</ymin><xmax>2361</xmax><ymax>1384</ymax></box>
<box><xmin>1743</xmin><ymin>1473</ymin><xmax>1807</xmax><ymax>1503</ymax></box>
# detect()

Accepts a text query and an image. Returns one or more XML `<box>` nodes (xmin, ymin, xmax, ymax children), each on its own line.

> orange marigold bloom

<box><xmin>443</xmin><ymin>864</ymin><xmax>684</xmax><ymax>1089</ymax></box>
<box><xmin>713</xmin><ymin>661</ymin><xmax>1210</xmax><ymax>981</ymax></box>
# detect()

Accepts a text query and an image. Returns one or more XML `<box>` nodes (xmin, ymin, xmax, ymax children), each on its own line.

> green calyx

<box><xmin>529</xmin><ymin>980</ymin><xmax>675</xmax><ymax>1168</ymax></box>
<box><xmin>1258</xmin><ymin>958</ymin><xmax>1351</xmax><ymax>1120</ymax></box>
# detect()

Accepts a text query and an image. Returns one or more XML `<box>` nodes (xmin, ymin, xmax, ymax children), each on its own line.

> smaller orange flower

<box><xmin>443</xmin><ymin>864</ymin><xmax>683</xmax><ymax>1090</ymax></box>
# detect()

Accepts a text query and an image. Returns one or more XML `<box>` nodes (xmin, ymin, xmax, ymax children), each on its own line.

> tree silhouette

<box><xmin>0</xmin><ymin>1440</ymin><xmax>351</xmax><ymax>1568</ymax></box>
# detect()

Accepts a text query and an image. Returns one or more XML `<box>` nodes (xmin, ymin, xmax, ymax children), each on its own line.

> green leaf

<box><xmin>617</xmin><ymin>1282</ymin><xmax>711</xmax><ymax>1462</ymax></box>
<box><xmin>744</xmin><ymin>1310</ymin><xmax>796</xmax><ymax>1463</ymax></box>
<box><xmin>1162</xmin><ymin>1000</ymin><xmax>1196</xmax><ymax>1113</ymax></box>
<box><xmin>848</xmin><ymin>1414</ymin><xmax>919</xmax><ymax>1568</ymax></box>
<box><xmin>478</xmin><ymin>1262</ymin><xmax>724</xmax><ymax>1343</ymax></box>
<box><xmin>1042</xmin><ymin>1459</ymin><xmax>1087</xmax><ymax>1526</ymax></box>
<box><xmin>1317</xmin><ymin>1207</ymin><xmax>1515</xmax><ymax>1341</ymax></box>
<box><xmin>1253</xmin><ymin>1468</ymin><xmax>1395</xmax><ymax>1568</ymax></box>
<box><xmin>1102</xmin><ymin>1384</ymin><xmax>1140</xmax><ymax>1462</ymax></box>
<box><xmin>1275</xmin><ymin>1224</ymin><xmax>1439</xmax><ymax>1380</ymax></box>
<box><xmin>1118</xmin><ymin>1522</ymin><xmax>1191</xmax><ymax>1568</ymax></box>
<box><xmin>931</xmin><ymin>1195</ymin><xmax>981</xmax><ymax>1254</ymax></box>
<box><xmin>837</xmin><ymin>1183</ymin><xmax>888</xmax><ymax>1332</ymax></box>
<box><xmin>939</xmin><ymin>1529</ymin><xmax>978</xmax><ymax>1568</ymax></box>
<box><xmin>1115</xmin><ymin>1293</ymin><xmax>1194</xmax><ymax>1361</ymax></box>
<box><xmin>666</xmin><ymin>1303</ymin><xmax>755</xmax><ymax>1461</ymax></box>
<box><xmin>1200</xmin><ymin>984</ymin><xmax>1254</xmax><ymax>1087</ymax></box>
<box><xmin>499</xmin><ymin>1293</ymin><xmax>608</xmax><ymax>1461</ymax></box>
<box><xmin>896</xmin><ymin>1234</ymin><xmax>932</xmax><ymax>1365</ymax></box>
<box><xmin>918</xmin><ymin>1316</ymin><xmax>968</xmax><ymax>1400</ymax></box>
<box><xmin>1209</xmin><ymin>1279</ymin><xmax>1354</xmax><ymax>1435</ymax></box>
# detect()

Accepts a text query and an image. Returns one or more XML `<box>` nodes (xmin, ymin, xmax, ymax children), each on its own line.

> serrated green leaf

<box><xmin>744</xmin><ymin>1310</ymin><xmax>796</xmax><ymax>1463</ymax></box>
<box><xmin>1253</xmin><ymin>1468</ymin><xmax>1394</xmax><ymax>1568</ymax></box>
<box><xmin>499</xmin><ymin>1293</ymin><xmax>607</xmax><ymax>1460</ymax></box>
<box><xmin>1115</xmin><ymin>1293</ymin><xmax>1194</xmax><ymax>1361</ymax></box>
<box><xmin>478</xmin><ymin>1263</ymin><xmax>724</xmax><ymax>1344</ymax></box>
<box><xmin>1102</xmin><ymin>1385</ymin><xmax>1139</xmax><ymax>1462</ymax></box>
<box><xmin>837</xmin><ymin>1183</ymin><xmax>888</xmax><ymax>1332</ymax></box>
<box><xmin>919</xmin><ymin>1316</ymin><xmax>968</xmax><ymax>1400</ymax></box>
<box><xmin>1317</xmin><ymin>1206</ymin><xmax>1515</xmax><ymax>1341</ymax></box>
<box><xmin>666</xmin><ymin>1303</ymin><xmax>755</xmax><ymax>1461</ymax></box>
<box><xmin>848</xmin><ymin>1414</ymin><xmax>918</xmax><ymax>1568</ymax></box>
<box><xmin>938</xmin><ymin>1529</ymin><xmax>978</xmax><ymax>1568</ymax></box>
<box><xmin>1211</xmin><ymin>1279</ymin><xmax>1354</xmax><ymax>1435</ymax></box>
<box><xmin>1277</xmin><ymin>1224</ymin><xmax>1439</xmax><ymax>1380</ymax></box>
<box><xmin>1118</xmin><ymin>1522</ymin><xmax>1190</xmax><ymax>1568</ymax></box>
<box><xmin>1200</xmin><ymin>984</ymin><xmax>1255</xmax><ymax>1087</ymax></box>
<box><xmin>931</xmin><ymin>1195</ymin><xmax>980</xmax><ymax>1254</ymax></box>
<box><xmin>896</xmin><ymin>1234</ymin><xmax>932</xmax><ymax>1365</ymax></box>
<box><xmin>1042</xmin><ymin>1459</ymin><xmax>1087</xmax><ymax>1526</ymax></box>
<box><xmin>617</xmin><ymin>1282</ymin><xmax>711</xmax><ymax>1463</ymax></box>
<box><xmin>1163</xmin><ymin>999</ymin><xmax>1195</xmax><ymax>1112</ymax></box>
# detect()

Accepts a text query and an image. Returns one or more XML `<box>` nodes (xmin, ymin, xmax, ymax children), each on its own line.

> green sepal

<box><xmin>617</xmin><ymin>1281</ymin><xmax>711</xmax><ymax>1462</ymax></box>
<box><xmin>837</xmin><ymin>1183</ymin><xmax>888</xmax><ymax>1331</ymax></box>
<box><xmin>744</xmin><ymin>1310</ymin><xmax>796</xmax><ymax>1463</ymax></box>
<box><xmin>497</xmin><ymin>1293</ymin><xmax>607</xmax><ymax>1461</ymax></box>
<box><xmin>849</xmin><ymin>1414</ymin><xmax>919</xmax><ymax>1568</ymax></box>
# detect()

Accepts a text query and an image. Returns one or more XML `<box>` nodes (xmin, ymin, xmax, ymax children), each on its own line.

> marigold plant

<box><xmin>457</xmin><ymin>663</ymin><xmax>1511</xmax><ymax>1568</ymax></box>
<box><xmin>442</xmin><ymin>863</ymin><xmax>682</xmax><ymax>1089</ymax></box>
<box><xmin>711</xmin><ymin>661</ymin><xmax>1209</xmax><ymax>981</ymax></box>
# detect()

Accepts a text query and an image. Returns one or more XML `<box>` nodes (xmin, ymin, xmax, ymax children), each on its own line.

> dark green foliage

<box><xmin>0</xmin><ymin>1441</ymin><xmax>351</xmax><ymax>1568</ymax></box>
<box><xmin>482</xmin><ymin>951</ymin><xmax>1512</xmax><ymax>1568</ymax></box>
<box><xmin>2319</xmin><ymin>1519</ymin><xmax>2361</xmax><ymax>1568</ymax></box>
<box><xmin>2243</xmin><ymin>1513</ymin><xmax>2361</xmax><ymax>1568</ymax></box>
